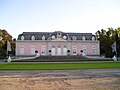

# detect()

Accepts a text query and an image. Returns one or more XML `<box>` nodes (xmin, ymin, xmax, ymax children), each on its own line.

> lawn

<box><xmin>0</xmin><ymin>62</ymin><xmax>120</xmax><ymax>70</ymax></box>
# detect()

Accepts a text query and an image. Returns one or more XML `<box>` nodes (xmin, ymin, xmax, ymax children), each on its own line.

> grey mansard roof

<box><xmin>17</xmin><ymin>31</ymin><xmax>96</xmax><ymax>40</ymax></box>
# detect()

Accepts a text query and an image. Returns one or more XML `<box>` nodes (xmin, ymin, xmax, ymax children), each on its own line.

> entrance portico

<box><xmin>51</xmin><ymin>46</ymin><xmax>68</xmax><ymax>56</ymax></box>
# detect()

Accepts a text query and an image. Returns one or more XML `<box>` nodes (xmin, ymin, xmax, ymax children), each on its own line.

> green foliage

<box><xmin>0</xmin><ymin>29</ymin><xmax>16</xmax><ymax>56</ymax></box>
<box><xmin>0</xmin><ymin>48</ymin><xmax>7</xmax><ymax>59</ymax></box>
<box><xmin>0</xmin><ymin>62</ymin><xmax>120</xmax><ymax>70</ymax></box>
<box><xmin>0</xmin><ymin>40</ymin><xmax>5</xmax><ymax>47</ymax></box>
<box><xmin>96</xmin><ymin>27</ymin><xmax>120</xmax><ymax>57</ymax></box>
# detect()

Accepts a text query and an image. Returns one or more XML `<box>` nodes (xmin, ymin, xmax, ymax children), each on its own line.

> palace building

<box><xmin>16</xmin><ymin>31</ymin><xmax>100</xmax><ymax>56</ymax></box>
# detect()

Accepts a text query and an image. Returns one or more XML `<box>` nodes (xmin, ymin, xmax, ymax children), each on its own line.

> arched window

<box><xmin>52</xmin><ymin>46</ymin><xmax>56</xmax><ymax>55</ymax></box>
<box><xmin>63</xmin><ymin>46</ymin><xmax>67</xmax><ymax>55</ymax></box>
<box><xmin>57</xmin><ymin>46</ymin><xmax>61</xmax><ymax>55</ymax></box>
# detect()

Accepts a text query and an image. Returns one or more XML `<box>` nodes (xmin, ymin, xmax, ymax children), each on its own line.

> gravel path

<box><xmin>0</xmin><ymin>69</ymin><xmax>120</xmax><ymax>90</ymax></box>
<box><xmin>0</xmin><ymin>69</ymin><xmax>120</xmax><ymax>78</ymax></box>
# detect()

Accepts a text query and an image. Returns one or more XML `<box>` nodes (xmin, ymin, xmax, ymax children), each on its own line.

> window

<box><xmin>52</xmin><ymin>46</ymin><xmax>56</xmax><ymax>55</ymax></box>
<box><xmin>20</xmin><ymin>44</ymin><xmax>24</xmax><ymax>55</ymax></box>
<box><xmin>41</xmin><ymin>45</ymin><xmax>46</xmax><ymax>55</ymax></box>
<box><xmin>57</xmin><ymin>46</ymin><xmax>61</xmax><ymax>55</ymax></box>
<box><xmin>63</xmin><ymin>46</ymin><xmax>67</xmax><ymax>55</ymax></box>
<box><xmin>92</xmin><ymin>45</ymin><xmax>96</xmax><ymax>54</ymax></box>
<box><xmin>57</xmin><ymin>32</ymin><xmax>61</xmax><ymax>38</ymax></box>
<box><xmin>82</xmin><ymin>45</ymin><xmax>87</xmax><ymax>54</ymax></box>
<box><xmin>31</xmin><ymin>44</ymin><xmax>35</xmax><ymax>55</ymax></box>
<box><xmin>73</xmin><ymin>49</ymin><xmax>77</xmax><ymax>55</ymax></box>
<box><xmin>72</xmin><ymin>45</ymin><xmax>77</xmax><ymax>55</ymax></box>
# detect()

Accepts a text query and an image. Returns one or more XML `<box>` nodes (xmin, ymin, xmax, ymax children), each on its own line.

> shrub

<box><xmin>0</xmin><ymin>48</ymin><xmax>7</xmax><ymax>59</ymax></box>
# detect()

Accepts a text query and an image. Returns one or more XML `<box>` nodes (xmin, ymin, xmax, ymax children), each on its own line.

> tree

<box><xmin>95</xmin><ymin>27</ymin><xmax>120</xmax><ymax>58</ymax></box>
<box><xmin>0</xmin><ymin>29</ymin><xmax>15</xmax><ymax>59</ymax></box>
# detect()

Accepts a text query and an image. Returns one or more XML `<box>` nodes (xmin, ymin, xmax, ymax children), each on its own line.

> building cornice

<box><xmin>16</xmin><ymin>40</ymin><xmax>99</xmax><ymax>43</ymax></box>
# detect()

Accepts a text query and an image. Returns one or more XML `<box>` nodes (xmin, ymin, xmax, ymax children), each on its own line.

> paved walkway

<box><xmin>0</xmin><ymin>69</ymin><xmax>120</xmax><ymax>78</ymax></box>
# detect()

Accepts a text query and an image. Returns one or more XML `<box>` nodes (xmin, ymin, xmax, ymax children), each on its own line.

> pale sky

<box><xmin>0</xmin><ymin>0</ymin><xmax>120</xmax><ymax>38</ymax></box>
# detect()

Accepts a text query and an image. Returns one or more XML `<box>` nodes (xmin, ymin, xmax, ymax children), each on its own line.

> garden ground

<box><xmin>0</xmin><ymin>69</ymin><xmax>120</xmax><ymax>90</ymax></box>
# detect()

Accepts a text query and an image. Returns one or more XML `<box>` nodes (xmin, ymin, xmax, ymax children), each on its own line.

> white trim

<box><xmin>57</xmin><ymin>47</ymin><xmax>62</xmax><ymax>55</ymax></box>
<box><xmin>92</xmin><ymin>45</ymin><xmax>96</xmax><ymax>54</ymax></box>
<box><xmin>82</xmin><ymin>45</ymin><xmax>87</xmax><ymax>54</ymax></box>
<box><xmin>20</xmin><ymin>44</ymin><xmax>25</xmax><ymax>55</ymax></box>
<box><xmin>63</xmin><ymin>47</ymin><xmax>67</xmax><ymax>55</ymax></box>
<box><xmin>41</xmin><ymin>45</ymin><xmax>46</xmax><ymax>55</ymax></box>
<box><xmin>30</xmin><ymin>44</ymin><xmax>35</xmax><ymax>55</ymax></box>
<box><xmin>52</xmin><ymin>46</ymin><xmax>56</xmax><ymax>56</ymax></box>
<box><xmin>72</xmin><ymin>45</ymin><xmax>77</xmax><ymax>55</ymax></box>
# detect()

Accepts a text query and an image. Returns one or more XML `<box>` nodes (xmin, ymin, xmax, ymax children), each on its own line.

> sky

<box><xmin>0</xmin><ymin>0</ymin><xmax>120</xmax><ymax>38</ymax></box>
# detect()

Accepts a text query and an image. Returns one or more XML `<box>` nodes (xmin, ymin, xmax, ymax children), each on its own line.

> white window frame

<box><xmin>41</xmin><ymin>45</ymin><xmax>46</xmax><ymax>55</ymax></box>
<box><xmin>82</xmin><ymin>45</ymin><xmax>87</xmax><ymax>54</ymax></box>
<box><xmin>72</xmin><ymin>45</ymin><xmax>77</xmax><ymax>55</ymax></box>
<box><xmin>31</xmin><ymin>44</ymin><xmax>35</xmax><ymax>55</ymax></box>
<box><xmin>20</xmin><ymin>44</ymin><xmax>25</xmax><ymax>55</ymax></box>
<box><xmin>63</xmin><ymin>46</ymin><xmax>67</xmax><ymax>55</ymax></box>
<box><xmin>92</xmin><ymin>45</ymin><xmax>96</xmax><ymax>54</ymax></box>
<box><xmin>57</xmin><ymin>46</ymin><xmax>61</xmax><ymax>55</ymax></box>
<box><xmin>52</xmin><ymin>46</ymin><xmax>56</xmax><ymax>56</ymax></box>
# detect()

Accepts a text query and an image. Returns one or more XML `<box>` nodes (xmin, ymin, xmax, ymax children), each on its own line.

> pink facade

<box><xmin>16</xmin><ymin>31</ymin><xmax>100</xmax><ymax>56</ymax></box>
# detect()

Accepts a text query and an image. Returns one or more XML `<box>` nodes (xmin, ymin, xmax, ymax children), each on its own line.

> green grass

<box><xmin>0</xmin><ymin>62</ymin><xmax>120</xmax><ymax>70</ymax></box>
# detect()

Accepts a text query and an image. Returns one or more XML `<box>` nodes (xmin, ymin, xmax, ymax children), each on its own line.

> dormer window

<box><xmin>82</xmin><ymin>36</ymin><xmax>86</xmax><ymax>41</ymax></box>
<box><xmin>31</xmin><ymin>35</ymin><xmax>35</xmax><ymax>40</ymax></box>
<box><xmin>51</xmin><ymin>35</ymin><xmax>55</xmax><ymax>39</ymax></box>
<box><xmin>63</xmin><ymin>35</ymin><xmax>67</xmax><ymax>40</ymax></box>
<box><xmin>42</xmin><ymin>36</ymin><xmax>45</xmax><ymax>40</ymax></box>
<box><xmin>21</xmin><ymin>35</ymin><xmax>24</xmax><ymax>40</ymax></box>
<box><xmin>57</xmin><ymin>32</ymin><xmax>61</xmax><ymax>38</ymax></box>
<box><xmin>92</xmin><ymin>36</ymin><xmax>95</xmax><ymax>41</ymax></box>
<box><xmin>72</xmin><ymin>36</ymin><xmax>76</xmax><ymax>40</ymax></box>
